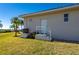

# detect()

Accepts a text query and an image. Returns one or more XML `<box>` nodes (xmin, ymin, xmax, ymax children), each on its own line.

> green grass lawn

<box><xmin>0</xmin><ymin>32</ymin><xmax>79</xmax><ymax>55</ymax></box>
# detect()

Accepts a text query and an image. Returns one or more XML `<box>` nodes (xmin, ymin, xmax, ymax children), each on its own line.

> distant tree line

<box><xmin>0</xmin><ymin>20</ymin><xmax>12</xmax><ymax>33</ymax></box>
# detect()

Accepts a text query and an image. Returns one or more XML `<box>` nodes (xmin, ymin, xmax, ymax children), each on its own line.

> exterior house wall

<box><xmin>48</xmin><ymin>11</ymin><xmax>79</xmax><ymax>41</ymax></box>
<box><xmin>24</xmin><ymin>18</ymin><xmax>28</xmax><ymax>28</ymax></box>
<box><xmin>24</xmin><ymin>10</ymin><xmax>79</xmax><ymax>41</ymax></box>
<box><xmin>24</xmin><ymin>17</ymin><xmax>41</xmax><ymax>32</ymax></box>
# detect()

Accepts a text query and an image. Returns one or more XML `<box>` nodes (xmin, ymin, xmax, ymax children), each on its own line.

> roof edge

<box><xmin>19</xmin><ymin>4</ymin><xmax>79</xmax><ymax>18</ymax></box>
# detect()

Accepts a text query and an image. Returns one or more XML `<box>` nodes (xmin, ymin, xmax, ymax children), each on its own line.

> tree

<box><xmin>10</xmin><ymin>24</ymin><xmax>16</xmax><ymax>31</ymax></box>
<box><xmin>11</xmin><ymin>17</ymin><xmax>20</xmax><ymax>37</ymax></box>
<box><xmin>0</xmin><ymin>24</ymin><xmax>3</xmax><ymax>29</ymax></box>
<box><xmin>0</xmin><ymin>20</ymin><xmax>3</xmax><ymax>29</ymax></box>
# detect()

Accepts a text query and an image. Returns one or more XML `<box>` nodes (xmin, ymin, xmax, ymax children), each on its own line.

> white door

<box><xmin>41</xmin><ymin>20</ymin><xmax>48</xmax><ymax>33</ymax></box>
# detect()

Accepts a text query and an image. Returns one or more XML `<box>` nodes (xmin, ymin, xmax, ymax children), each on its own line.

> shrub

<box><xmin>22</xmin><ymin>28</ymin><xmax>29</xmax><ymax>33</ymax></box>
<box><xmin>27</xmin><ymin>32</ymin><xmax>36</xmax><ymax>39</ymax></box>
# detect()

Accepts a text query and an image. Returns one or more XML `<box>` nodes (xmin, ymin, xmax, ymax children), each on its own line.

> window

<box><xmin>29</xmin><ymin>19</ymin><xmax>32</xmax><ymax>21</ymax></box>
<box><xmin>64</xmin><ymin>14</ymin><xmax>69</xmax><ymax>22</ymax></box>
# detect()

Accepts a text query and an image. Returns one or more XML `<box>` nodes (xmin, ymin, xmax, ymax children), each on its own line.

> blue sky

<box><xmin>0</xmin><ymin>3</ymin><xmax>74</xmax><ymax>29</ymax></box>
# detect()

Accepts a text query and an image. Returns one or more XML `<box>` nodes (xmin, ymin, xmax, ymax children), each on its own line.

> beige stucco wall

<box><xmin>24</xmin><ymin>10</ymin><xmax>79</xmax><ymax>41</ymax></box>
<box><xmin>48</xmin><ymin>11</ymin><xmax>79</xmax><ymax>41</ymax></box>
<box><xmin>24</xmin><ymin>17</ymin><xmax>41</xmax><ymax>32</ymax></box>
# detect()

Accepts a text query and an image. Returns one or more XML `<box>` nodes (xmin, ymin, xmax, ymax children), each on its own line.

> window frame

<box><xmin>64</xmin><ymin>14</ymin><xmax>69</xmax><ymax>22</ymax></box>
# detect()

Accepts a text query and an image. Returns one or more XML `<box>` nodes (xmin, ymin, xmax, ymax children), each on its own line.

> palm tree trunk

<box><xmin>15</xmin><ymin>24</ymin><xmax>18</xmax><ymax>37</ymax></box>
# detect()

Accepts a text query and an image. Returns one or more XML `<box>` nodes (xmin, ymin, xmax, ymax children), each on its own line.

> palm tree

<box><xmin>11</xmin><ymin>17</ymin><xmax>20</xmax><ymax>37</ymax></box>
<box><xmin>10</xmin><ymin>24</ymin><xmax>16</xmax><ymax>31</ymax></box>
